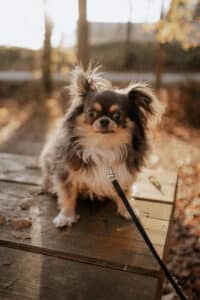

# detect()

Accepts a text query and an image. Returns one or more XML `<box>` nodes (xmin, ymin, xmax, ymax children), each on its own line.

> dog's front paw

<box><xmin>53</xmin><ymin>213</ymin><xmax>80</xmax><ymax>228</ymax></box>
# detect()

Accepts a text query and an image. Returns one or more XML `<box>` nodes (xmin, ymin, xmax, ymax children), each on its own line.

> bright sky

<box><xmin>0</xmin><ymin>0</ymin><xmax>171</xmax><ymax>49</ymax></box>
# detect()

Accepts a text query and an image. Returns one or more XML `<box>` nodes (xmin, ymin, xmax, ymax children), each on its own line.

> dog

<box><xmin>40</xmin><ymin>65</ymin><xmax>163</xmax><ymax>228</ymax></box>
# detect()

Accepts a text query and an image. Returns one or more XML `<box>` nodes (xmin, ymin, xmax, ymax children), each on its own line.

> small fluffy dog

<box><xmin>40</xmin><ymin>66</ymin><xmax>162</xmax><ymax>228</ymax></box>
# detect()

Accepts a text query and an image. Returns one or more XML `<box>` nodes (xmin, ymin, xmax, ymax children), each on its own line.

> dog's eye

<box><xmin>87</xmin><ymin>110</ymin><xmax>97</xmax><ymax>119</ymax></box>
<box><xmin>112</xmin><ymin>112</ymin><xmax>121</xmax><ymax>122</ymax></box>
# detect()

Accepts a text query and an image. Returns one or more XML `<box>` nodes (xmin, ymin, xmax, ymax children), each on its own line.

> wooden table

<box><xmin>0</xmin><ymin>153</ymin><xmax>178</xmax><ymax>300</ymax></box>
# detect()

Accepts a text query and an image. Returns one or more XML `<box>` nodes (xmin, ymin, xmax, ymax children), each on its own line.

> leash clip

<box><xmin>107</xmin><ymin>166</ymin><xmax>117</xmax><ymax>181</ymax></box>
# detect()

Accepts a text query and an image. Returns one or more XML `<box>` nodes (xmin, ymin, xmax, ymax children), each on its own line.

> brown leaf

<box><xmin>10</xmin><ymin>218</ymin><xmax>32</xmax><ymax>230</ymax></box>
<box><xmin>0</xmin><ymin>215</ymin><xmax>6</xmax><ymax>225</ymax></box>
<box><xmin>19</xmin><ymin>198</ymin><xmax>33</xmax><ymax>210</ymax></box>
<box><xmin>12</xmin><ymin>232</ymin><xmax>31</xmax><ymax>240</ymax></box>
<box><xmin>148</xmin><ymin>176</ymin><xmax>163</xmax><ymax>193</ymax></box>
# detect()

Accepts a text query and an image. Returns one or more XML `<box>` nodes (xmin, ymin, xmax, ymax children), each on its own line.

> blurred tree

<box><xmin>77</xmin><ymin>0</ymin><xmax>89</xmax><ymax>69</ymax></box>
<box><xmin>155</xmin><ymin>0</ymin><xmax>200</xmax><ymax>87</ymax></box>
<box><xmin>155</xmin><ymin>43</ymin><xmax>164</xmax><ymax>88</ymax></box>
<box><xmin>42</xmin><ymin>0</ymin><xmax>53</xmax><ymax>94</ymax></box>
<box><xmin>157</xmin><ymin>0</ymin><xmax>200</xmax><ymax>49</ymax></box>
<box><xmin>194</xmin><ymin>1</ymin><xmax>200</xmax><ymax>19</ymax></box>
<box><xmin>124</xmin><ymin>0</ymin><xmax>133</xmax><ymax>68</ymax></box>
<box><xmin>155</xmin><ymin>0</ymin><xmax>165</xmax><ymax>88</ymax></box>
<box><xmin>57</xmin><ymin>34</ymin><xmax>65</xmax><ymax>73</ymax></box>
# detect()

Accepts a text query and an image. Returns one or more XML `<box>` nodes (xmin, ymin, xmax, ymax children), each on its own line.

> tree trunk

<box><xmin>77</xmin><ymin>0</ymin><xmax>89</xmax><ymax>70</ymax></box>
<box><xmin>124</xmin><ymin>0</ymin><xmax>133</xmax><ymax>69</ymax></box>
<box><xmin>125</xmin><ymin>21</ymin><xmax>132</xmax><ymax>69</ymax></box>
<box><xmin>42</xmin><ymin>15</ymin><xmax>53</xmax><ymax>94</ymax></box>
<box><xmin>155</xmin><ymin>0</ymin><xmax>164</xmax><ymax>89</ymax></box>
<box><xmin>155</xmin><ymin>42</ymin><xmax>163</xmax><ymax>89</ymax></box>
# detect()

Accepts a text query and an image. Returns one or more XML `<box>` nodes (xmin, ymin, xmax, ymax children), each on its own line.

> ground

<box><xmin>0</xmin><ymin>91</ymin><xmax>199</xmax><ymax>300</ymax></box>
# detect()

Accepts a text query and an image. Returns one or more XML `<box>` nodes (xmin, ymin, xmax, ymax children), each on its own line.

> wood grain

<box><xmin>0</xmin><ymin>152</ymin><xmax>40</xmax><ymax>185</ymax></box>
<box><xmin>0</xmin><ymin>246</ymin><xmax>159</xmax><ymax>300</ymax></box>
<box><xmin>0</xmin><ymin>180</ymin><xmax>166</xmax><ymax>277</ymax></box>
<box><xmin>0</xmin><ymin>152</ymin><xmax>177</xmax><ymax>286</ymax></box>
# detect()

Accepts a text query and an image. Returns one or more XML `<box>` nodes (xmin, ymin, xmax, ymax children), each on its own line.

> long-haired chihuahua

<box><xmin>40</xmin><ymin>66</ymin><xmax>163</xmax><ymax>227</ymax></box>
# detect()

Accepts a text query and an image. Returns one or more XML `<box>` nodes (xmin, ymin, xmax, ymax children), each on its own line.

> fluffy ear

<box><xmin>69</xmin><ymin>65</ymin><xmax>111</xmax><ymax>102</ymax></box>
<box><xmin>127</xmin><ymin>83</ymin><xmax>164</xmax><ymax>127</ymax></box>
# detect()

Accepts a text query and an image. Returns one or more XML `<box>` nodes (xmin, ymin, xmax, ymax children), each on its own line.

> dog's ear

<box><xmin>69</xmin><ymin>65</ymin><xmax>111</xmax><ymax>102</ymax></box>
<box><xmin>127</xmin><ymin>83</ymin><xmax>164</xmax><ymax>127</ymax></box>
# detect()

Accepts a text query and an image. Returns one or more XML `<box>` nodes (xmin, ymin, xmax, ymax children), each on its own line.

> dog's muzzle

<box><xmin>92</xmin><ymin>117</ymin><xmax>117</xmax><ymax>133</ymax></box>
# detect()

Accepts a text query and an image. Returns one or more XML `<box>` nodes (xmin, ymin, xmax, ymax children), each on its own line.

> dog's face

<box><xmin>65</xmin><ymin>66</ymin><xmax>163</xmax><ymax>170</ymax></box>
<box><xmin>67</xmin><ymin>66</ymin><xmax>163</xmax><ymax>137</ymax></box>
<box><xmin>84</xmin><ymin>90</ymin><xmax>130</xmax><ymax>134</ymax></box>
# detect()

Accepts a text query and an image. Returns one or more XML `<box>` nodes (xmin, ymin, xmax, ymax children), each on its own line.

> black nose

<box><xmin>100</xmin><ymin>118</ymin><xmax>110</xmax><ymax>128</ymax></box>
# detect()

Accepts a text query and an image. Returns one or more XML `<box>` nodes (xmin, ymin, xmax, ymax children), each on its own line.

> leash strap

<box><xmin>108</xmin><ymin>167</ymin><xmax>187</xmax><ymax>300</ymax></box>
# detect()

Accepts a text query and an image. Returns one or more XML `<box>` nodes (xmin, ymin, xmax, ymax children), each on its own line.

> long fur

<box><xmin>40</xmin><ymin>65</ymin><xmax>163</xmax><ymax>227</ymax></box>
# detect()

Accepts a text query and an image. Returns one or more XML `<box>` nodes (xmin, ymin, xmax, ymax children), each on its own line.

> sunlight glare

<box><xmin>0</xmin><ymin>0</ymin><xmax>166</xmax><ymax>49</ymax></box>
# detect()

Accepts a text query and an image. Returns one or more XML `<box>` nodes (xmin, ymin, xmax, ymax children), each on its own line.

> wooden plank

<box><xmin>134</xmin><ymin>166</ymin><xmax>178</xmax><ymax>204</ymax></box>
<box><xmin>138</xmin><ymin>168</ymin><xmax>177</xmax><ymax>185</ymax></box>
<box><xmin>0</xmin><ymin>180</ymin><xmax>168</xmax><ymax>277</ymax></box>
<box><xmin>0</xmin><ymin>152</ymin><xmax>177</xmax><ymax>203</ymax></box>
<box><xmin>0</xmin><ymin>152</ymin><xmax>40</xmax><ymax>185</ymax></box>
<box><xmin>162</xmin><ymin>178</ymin><xmax>178</xmax><ymax>262</ymax></box>
<box><xmin>133</xmin><ymin>181</ymin><xmax>176</xmax><ymax>204</ymax></box>
<box><xmin>135</xmin><ymin>200</ymin><xmax>172</xmax><ymax>221</ymax></box>
<box><xmin>0</xmin><ymin>152</ymin><xmax>176</xmax><ymax>282</ymax></box>
<box><xmin>0</xmin><ymin>246</ymin><xmax>159</xmax><ymax>300</ymax></box>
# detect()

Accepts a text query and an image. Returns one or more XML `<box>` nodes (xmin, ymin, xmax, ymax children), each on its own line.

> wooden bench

<box><xmin>0</xmin><ymin>153</ymin><xmax>178</xmax><ymax>300</ymax></box>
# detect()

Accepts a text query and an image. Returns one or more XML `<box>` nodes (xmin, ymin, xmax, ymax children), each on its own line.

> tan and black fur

<box><xmin>40</xmin><ymin>66</ymin><xmax>163</xmax><ymax>227</ymax></box>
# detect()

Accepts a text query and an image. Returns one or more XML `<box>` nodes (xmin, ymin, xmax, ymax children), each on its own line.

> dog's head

<box><xmin>84</xmin><ymin>90</ymin><xmax>130</xmax><ymax>134</ymax></box>
<box><xmin>66</xmin><ymin>66</ymin><xmax>163</xmax><ymax>138</ymax></box>
<box><xmin>63</xmin><ymin>66</ymin><xmax>164</xmax><ymax>170</ymax></box>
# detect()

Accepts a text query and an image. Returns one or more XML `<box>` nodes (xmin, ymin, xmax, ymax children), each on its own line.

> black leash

<box><xmin>108</xmin><ymin>167</ymin><xmax>188</xmax><ymax>300</ymax></box>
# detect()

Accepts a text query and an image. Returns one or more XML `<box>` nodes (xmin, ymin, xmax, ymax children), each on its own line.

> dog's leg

<box><xmin>115</xmin><ymin>190</ymin><xmax>139</xmax><ymax>220</ymax></box>
<box><xmin>40</xmin><ymin>175</ymin><xmax>52</xmax><ymax>193</ymax></box>
<box><xmin>39</xmin><ymin>155</ymin><xmax>56</xmax><ymax>194</ymax></box>
<box><xmin>53</xmin><ymin>181</ymin><xmax>79</xmax><ymax>228</ymax></box>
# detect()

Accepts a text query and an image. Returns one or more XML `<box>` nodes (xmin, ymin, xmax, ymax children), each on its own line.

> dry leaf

<box><xmin>26</xmin><ymin>163</ymin><xmax>39</xmax><ymax>170</ymax></box>
<box><xmin>19</xmin><ymin>198</ymin><xmax>33</xmax><ymax>210</ymax></box>
<box><xmin>12</xmin><ymin>232</ymin><xmax>31</xmax><ymax>240</ymax></box>
<box><xmin>1</xmin><ymin>279</ymin><xmax>18</xmax><ymax>289</ymax></box>
<box><xmin>0</xmin><ymin>215</ymin><xmax>6</xmax><ymax>225</ymax></box>
<box><xmin>148</xmin><ymin>176</ymin><xmax>163</xmax><ymax>193</ymax></box>
<box><xmin>10</xmin><ymin>218</ymin><xmax>32</xmax><ymax>230</ymax></box>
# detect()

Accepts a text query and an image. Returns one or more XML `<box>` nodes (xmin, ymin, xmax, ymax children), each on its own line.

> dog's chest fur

<box><xmin>69</xmin><ymin>134</ymin><xmax>135</xmax><ymax>199</ymax></box>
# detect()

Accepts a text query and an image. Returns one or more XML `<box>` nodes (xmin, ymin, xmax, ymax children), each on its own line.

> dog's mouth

<box><xmin>92</xmin><ymin>117</ymin><xmax>117</xmax><ymax>134</ymax></box>
<box><xmin>94</xmin><ymin>128</ymin><xmax>115</xmax><ymax>134</ymax></box>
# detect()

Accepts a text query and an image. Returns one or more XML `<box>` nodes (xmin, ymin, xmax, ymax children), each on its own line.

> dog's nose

<box><xmin>100</xmin><ymin>118</ymin><xmax>110</xmax><ymax>128</ymax></box>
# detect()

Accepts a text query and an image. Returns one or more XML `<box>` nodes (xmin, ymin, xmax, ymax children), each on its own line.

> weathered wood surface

<box><xmin>0</xmin><ymin>153</ymin><xmax>40</xmax><ymax>185</ymax></box>
<box><xmin>0</xmin><ymin>152</ymin><xmax>177</xmax><ymax>203</ymax></box>
<box><xmin>0</xmin><ymin>152</ymin><xmax>177</xmax><ymax>285</ymax></box>
<box><xmin>0</xmin><ymin>246</ymin><xmax>159</xmax><ymax>300</ymax></box>
<box><xmin>0</xmin><ymin>181</ymin><xmax>164</xmax><ymax>276</ymax></box>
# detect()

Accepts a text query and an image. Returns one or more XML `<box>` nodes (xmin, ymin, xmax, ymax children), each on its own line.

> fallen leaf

<box><xmin>148</xmin><ymin>176</ymin><xmax>163</xmax><ymax>193</ymax></box>
<box><xmin>26</xmin><ymin>163</ymin><xmax>39</xmax><ymax>170</ymax></box>
<box><xmin>10</xmin><ymin>218</ymin><xmax>32</xmax><ymax>230</ymax></box>
<box><xmin>19</xmin><ymin>198</ymin><xmax>33</xmax><ymax>210</ymax></box>
<box><xmin>1</xmin><ymin>278</ymin><xmax>18</xmax><ymax>289</ymax></box>
<box><xmin>12</xmin><ymin>232</ymin><xmax>31</xmax><ymax>240</ymax></box>
<box><xmin>0</xmin><ymin>215</ymin><xmax>6</xmax><ymax>225</ymax></box>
